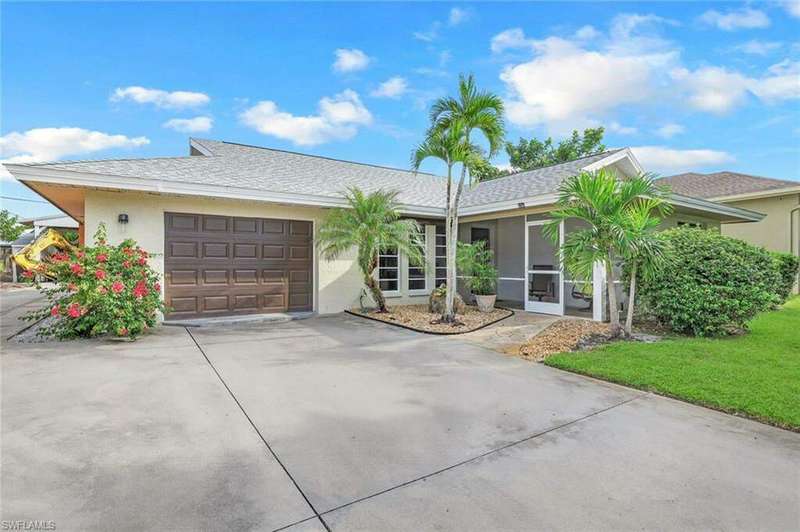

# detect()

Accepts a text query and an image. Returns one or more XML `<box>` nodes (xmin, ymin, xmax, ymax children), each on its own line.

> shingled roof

<box><xmin>656</xmin><ymin>171</ymin><xmax>800</xmax><ymax>200</ymax></box>
<box><xmin>461</xmin><ymin>150</ymin><xmax>624</xmax><ymax>207</ymax></box>
<box><xmin>17</xmin><ymin>138</ymin><xmax>449</xmax><ymax>209</ymax></box>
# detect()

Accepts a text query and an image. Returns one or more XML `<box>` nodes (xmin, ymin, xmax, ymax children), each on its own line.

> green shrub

<box><xmin>770</xmin><ymin>251</ymin><xmax>799</xmax><ymax>302</ymax></box>
<box><xmin>636</xmin><ymin>228</ymin><xmax>780</xmax><ymax>336</ymax></box>
<box><xmin>456</xmin><ymin>240</ymin><xmax>498</xmax><ymax>296</ymax></box>
<box><xmin>22</xmin><ymin>223</ymin><xmax>166</xmax><ymax>339</ymax></box>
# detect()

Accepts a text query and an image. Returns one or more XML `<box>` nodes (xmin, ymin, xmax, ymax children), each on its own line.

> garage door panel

<box><xmin>202</xmin><ymin>242</ymin><xmax>229</xmax><ymax>258</ymax></box>
<box><xmin>202</xmin><ymin>216</ymin><xmax>229</xmax><ymax>232</ymax></box>
<box><xmin>165</xmin><ymin>213</ymin><xmax>312</xmax><ymax>319</ymax></box>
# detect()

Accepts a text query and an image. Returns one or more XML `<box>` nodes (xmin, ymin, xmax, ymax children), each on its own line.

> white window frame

<box><xmin>378</xmin><ymin>247</ymin><xmax>401</xmax><ymax>297</ymax></box>
<box><xmin>405</xmin><ymin>226</ymin><xmax>431</xmax><ymax>296</ymax></box>
<box><xmin>434</xmin><ymin>223</ymin><xmax>447</xmax><ymax>289</ymax></box>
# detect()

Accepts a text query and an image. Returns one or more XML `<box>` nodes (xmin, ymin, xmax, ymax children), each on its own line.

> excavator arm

<box><xmin>12</xmin><ymin>228</ymin><xmax>77</xmax><ymax>274</ymax></box>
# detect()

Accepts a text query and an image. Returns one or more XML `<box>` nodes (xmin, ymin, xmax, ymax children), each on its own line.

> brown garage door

<box><xmin>164</xmin><ymin>213</ymin><xmax>313</xmax><ymax>319</ymax></box>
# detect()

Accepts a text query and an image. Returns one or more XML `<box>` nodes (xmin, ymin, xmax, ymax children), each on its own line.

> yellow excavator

<box><xmin>12</xmin><ymin>228</ymin><xmax>77</xmax><ymax>276</ymax></box>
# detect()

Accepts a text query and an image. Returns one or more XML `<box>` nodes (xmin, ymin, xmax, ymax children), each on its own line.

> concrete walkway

<box><xmin>2</xmin><ymin>314</ymin><xmax>798</xmax><ymax>531</ymax></box>
<box><xmin>454</xmin><ymin>310</ymin><xmax>560</xmax><ymax>353</ymax></box>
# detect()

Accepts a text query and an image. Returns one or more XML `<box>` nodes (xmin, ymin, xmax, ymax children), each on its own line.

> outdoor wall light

<box><xmin>517</xmin><ymin>202</ymin><xmax>525</xmax><ymax>209</ymax></box>
<box><xmin>118</xmin><ymin>213</ymin><xmax>129</xmax><ymax>224</ymax></box>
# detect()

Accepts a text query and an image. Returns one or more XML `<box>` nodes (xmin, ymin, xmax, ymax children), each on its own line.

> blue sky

<box><xmin>2</xmin><ymin>1</ymin><xmax>799</xmax><ymax>218</ymax></box>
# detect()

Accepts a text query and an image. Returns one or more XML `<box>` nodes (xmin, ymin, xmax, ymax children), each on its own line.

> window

<box><xmin>378</xmin><ymin>247</ymin><xmax>399</xmax><ymax>292</ymax></box>
<box><xmin>435</xmin><ymin>224</ymin><xmax>447</xmax><ymax>288</ymax></box>
<box><xmin>408</xmin><ymin>229</ymin><xmax>427</xmax><ymax>292</ymax></box>
<box><xmin>677</xmin><ymin>221</ymin><xmax>706</xmax><ymax>229</ymax></box>
<box><xmin>471</xmin><ymin>227</ymin><xmax>490</xmax><ymax>247</ymax></box>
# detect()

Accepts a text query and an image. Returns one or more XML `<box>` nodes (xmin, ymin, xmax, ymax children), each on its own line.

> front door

<box><xmin>525</xmin><ymin>220</ymin><xmax>564</xmax><ymax>315</ymax></box>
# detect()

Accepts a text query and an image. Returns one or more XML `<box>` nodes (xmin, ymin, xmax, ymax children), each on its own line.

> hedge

<box><xmin>636</xmin><ymin>229</ymin><xmax>781</xmax><ymax>336</ymax></box>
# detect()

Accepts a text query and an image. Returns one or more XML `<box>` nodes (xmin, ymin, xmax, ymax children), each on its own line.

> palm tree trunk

<box><xmin>443</xmin><ymin>163</ymin><xmax>456</xmax><ymax>322</ymax></box>
<box><xmin>624</xmin><ymin>262</ymin><xmax>637</xmax><ymax>337</ymax></box>
<box><xmin>365</xmin><ymin>253</ymin><xmax>387</xmax><ymax>312</ymax></box>
<box><xmin>605</xmin><ymin>256</ymin><xmax>621</xmax><ymax>337</ymax></box>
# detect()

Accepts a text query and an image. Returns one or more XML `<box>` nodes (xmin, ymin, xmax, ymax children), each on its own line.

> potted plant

<box><xmin>456</xmin><ymin>240</ymin><xmax>498</xmax><ymax>312</ymax></box>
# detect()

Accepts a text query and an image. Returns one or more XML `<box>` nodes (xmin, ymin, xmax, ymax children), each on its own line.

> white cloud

<box><xmin>448</xmin><ymin>7</ymin><xmax>470</xmax><ymax>26</ymax></box>
<box><xmin>490</xmin><ymin>28</ymin><xmax>533</xmax><ymax>53</ymax></box>
<box><xmin>370</xmin><ymin>77</ymin><xmax>409</xmax><ymax>99</ymax></box>
<box><xmin>0</xmin><ymin>128</ymin><xmax>149</xmax><ymax>179</ymax></box>
<box><xmin>111</xmin><ymin>86</ymin><xmax>209</xmax><ymax>109</ymax></box>
<box><xmin>439</xmin><ymin>50</ymin><xmax>452</xmax><ymax>67</ymax></box>
<box><xmin>413</xmin><ymin>22</ymin><xmax>441</xmax><ymax>42</ymax></box>
<box><xmin>239</xmin><ymin>89</ymin><xmax>372</xmax><ymax>146</ymax></box>
<box><xmin>781</xmin><ymin>0</ymin><xmax>800</xmax><ymax>18</ymax></box>
<box><xmin>631</xmin><ymin>146</ymin><xmax>734</xmax><ymax>173</ymax></box>
<box><xmin>608</xmin><ymin>121</ymin><xmax>638</xmax><ymax>135</ymax></box>
<box><xmin>655</xmin><ymin>123</ymin><xmax>685</xmax><ymax>139</ymax></box>
<box><xmin>671</xmin><ymin>61</ymin><xmax>800</xmax><ymax>113</ymax></box>
<box><xmin>574</xmin><ymin>25</ymin><xmax>600</xmax><ymax>40</ymax></box>
<box><xmin>496</xmin><ymin>16</ymin><xmax>679</xmax><ymax>132</ymax></box>
<box><xmin>670</xmin><ymin>66</ymin><xmax>750</xmax><ymax>114</ymax></box>
<box><xmin>332</xmin><ymin>48</ymin><xmax>370</xmax><ymax>73</ymax></box>
<box><xmin>162</xmin><ymin>116</ymin><xmax>213</xmax><ymax>133</ymax></box>
<box><xmin>698</xmin><ymin>7</ymin><xmax>770</xmax><ymax>31</ymax></box>
<box><xmin>734</xmin><ymin>40</ymin><xmax>782</xmax><ymax>55</ymax></box>
<box><xmin>500</xmin><ymin>36</ymin><xmax>666</xmax><ymax>130</ymax></box>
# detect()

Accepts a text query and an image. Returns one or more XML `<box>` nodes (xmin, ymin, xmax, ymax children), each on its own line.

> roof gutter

<box><xmin>668</xmin><ymin>193</ymin><xmax>765</xmax><ymax>222</ymax></box>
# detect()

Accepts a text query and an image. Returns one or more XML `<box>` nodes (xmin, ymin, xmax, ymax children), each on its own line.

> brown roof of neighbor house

<box><xmin>656</xmin><ymin>171</ymin><xmax>800</xmax><ymax>200</ymax></box>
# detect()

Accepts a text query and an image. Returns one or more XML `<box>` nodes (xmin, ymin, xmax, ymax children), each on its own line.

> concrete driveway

<box><xmin>2</xmin><ymin>314</ymin><xmax>798</xmax><ymax>531</ymax></box>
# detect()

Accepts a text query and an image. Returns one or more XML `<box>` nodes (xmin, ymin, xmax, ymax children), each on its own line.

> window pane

<box><xmin>379</xmin><ymin>280</ymin><xmax>398</xmax><ymax>291</ymax></box>
<box><xmin>528</xmin><ymin>273</ymin><xmax>560</xmax><ymax>304</ymax></box>
<box><xmin>409</xmin><ymin>279</ymin><xmax>426</xmax><ymax>290</ymax></box>
<box><xmin>379</xmin><ymin>256</ymin><xmax>398</xmax><ymax>268</ymax></box>
<box><xmin>379</xmin><ymin>268</ymin><xmax>398</xmax><ymax>279</ymax></box>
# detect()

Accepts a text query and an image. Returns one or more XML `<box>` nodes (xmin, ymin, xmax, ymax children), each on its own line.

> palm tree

<box><xmin>317</xmin><ymin>187</ymin><xmax>425</xmax><ymax>313</ymax></box>
<box><xmin>413</xmin><ymin>74</ymin><xmax>505</xmax><ymax>322</ymax></box>
<box><xmin>621</xmin><ymin>198</ymin><xmax>672</xmax><ymax>336</ymax></box>
<box><xmin>544</xmin><ymin>169</ymin><xmax>668</xmax><ymax>336</ymax></box>
<box><xmin>411</xmin><ymin>123</ymin><xmax>478</xmax><ymax>322</ymax></box>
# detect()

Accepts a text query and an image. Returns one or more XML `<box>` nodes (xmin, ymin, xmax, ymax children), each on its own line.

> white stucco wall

<box><xmin>83</xmin><ymin>189</ymin><xmax>438</xmax><ymax>315</ymax></box>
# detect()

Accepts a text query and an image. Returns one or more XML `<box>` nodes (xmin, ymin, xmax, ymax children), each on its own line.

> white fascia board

<box><xmin>5</xmin><ymin>164</ymin><xmax>446</xmax><ymax>219</ymax></box>
<box><xmin>709</xmin><ymin>186</ymin><xmax>800</xmax><ymax>203</ymax></box>
<box><xmin>459</xmin><ymin>193</ymin><xmax>559</xmax><ymax>217</ymax></box>
<box><xmin>582</xmin><ymin>148</ymin><xmax>644</xmax><ymax>175</ymax></box>
<box><xmin>668</xmin><ymin>193</ymin><xmax>765</xmax><ymax>222</ymax></box>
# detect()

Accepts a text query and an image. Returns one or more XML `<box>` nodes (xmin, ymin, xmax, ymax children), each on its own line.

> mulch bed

<box><xmin>518</xmin><ymin>319</ymin><xmax>613</xmax><ymax>361</ymax></box>
<box><xmin>348</xmin><ymin>304</ymin><xmax>513</xmax><ymax>334</ymax></box>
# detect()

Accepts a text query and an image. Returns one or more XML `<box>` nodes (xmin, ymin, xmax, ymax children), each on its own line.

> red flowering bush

<box><xmin>22</xmin><ymin>223</ymin><xmax>166</xmax><ymax>339</ymax></box>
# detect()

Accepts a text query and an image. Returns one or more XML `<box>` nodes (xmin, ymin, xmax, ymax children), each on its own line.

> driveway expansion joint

<box><xmin>185</xmin><ymin>327</ymin><xmax>332</xmax><ymax>532</ymax></box>
<box><xmin>316</xmin><ymin>394</ymin><xmax>643</xmax><ymax>519</ymax></box>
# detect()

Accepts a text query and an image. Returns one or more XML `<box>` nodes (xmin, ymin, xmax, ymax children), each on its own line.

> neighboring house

<box><xmin>19</xmin><ymin>213</ymin><xmax>80</xmax><ymax>238</ymax></box>
<box><xmin>657</xmin><ymin>171</ymin><xmax>800</xmax><ymax>258</ymax></box>
<box><xmin>2</xmin><ymin>138</ymin><xmax>763</xmax><ymax>322</ymax></box>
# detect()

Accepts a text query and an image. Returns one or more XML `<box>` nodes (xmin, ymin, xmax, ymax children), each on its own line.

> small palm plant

<box><xmin>621</xmin><ymin>198</ymin><xmax>672</xmax><ymax>336</ymax></box>
<box><xmin>317</xmin><ymin>187</ymin><xmax>424</xmax><ymax>313</ymax></box>
<box><xmin>544</xmin><ymin>169</ymin><xmax>670</xmax><ymax>336</ymax></box>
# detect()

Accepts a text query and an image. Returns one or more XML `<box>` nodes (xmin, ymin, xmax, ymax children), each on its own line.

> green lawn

<box><xmin>546</xmin><ymin>297</ymin><xmax>800</xmax><ymax>430</ymax></box>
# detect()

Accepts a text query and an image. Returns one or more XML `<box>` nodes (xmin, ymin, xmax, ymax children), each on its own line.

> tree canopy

<box><xmin>0</xmin><ymin>210</ymin><xmax>25</xmax><ymax>242</ymax></box>
<box><xmin>474</xmin><ymin>127</ymin><xmax>607</xmax><ymax>183</ymax></box>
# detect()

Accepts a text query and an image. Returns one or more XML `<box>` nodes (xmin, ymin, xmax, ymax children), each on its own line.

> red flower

<box><xmin>77</xmin><ymin>251</ymin><xmax>85</xmax><ymax>259</ymax></box>
<box><xmin>122</xmin><ymin>260</ymin><xmax>131</xmax><ymax>269</ymax></box>
<box><xmin>70</xmin><ymin>263</ymin><xmax>84</xmax><ymax>275</ymax></box>
<box><xmin>68</xmin><ymin>282</ymin><xmax>78</xmax><ymax>292</ymax></box>
<box><xmin>95</xmin><ymin>269</ymin><xmax>107</xmax><ymax>280</ymax></box>
<box><xmin>50</xmin><ymin>251</ymin><xmax>68</xmax><ymax>262</ymax></box>
<box><xmin>123</xmin><ymin>247</ymin><xmax>134</xmax><ymax>256</ymax></box>
<box><xmin>111</xmin><ymin>281</ymin><xmax>125</xmax><ymax>294</ymax></box>
<box><xmin>98</xmin><ymin>286</ymin><xmax>108</xmax><ymax>295</ymax></box>
<box><xmin>133</xmin><ymin>280</ymin><xmax>149</xmax><ymax>299</ymax></box>
<box><xmin>117</xmin><ymin>327</ymin><xmax>129</xmax><ymax>336</ymax></box>
<box><xmin>153</xmin><ymin>282</ymin><xmax>161</xmax><ymax>293</ymax></box>
<box><xmin>139</xmin><ymin>249</ymin><xmax>149</xmax><ymax>258</ymax></box>
<box><xmin>51</xmin><ymin>305</ymin><xmax>60</xmax><ymax>317</ymax></box>
<box><xmin>67</xmin><ymin>303</ymin><xmax>82</xmax><ymax>318</ymax></box>
<box><xmin>96</xmin><ymin>253</ymin><xmax>108</xmax><ymax>263</ymax></box>
<box><xmin>137</xmin><ymin>257</ymin><xmax>147</xmax><ymax>266</ymax></box>
<box><xmin>21</xmin><ymin>270</ymin><xmax>34</xmax><ymax>279</ymax></box>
